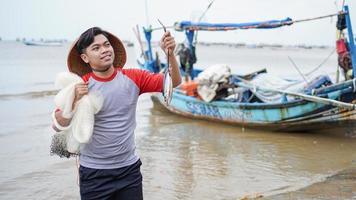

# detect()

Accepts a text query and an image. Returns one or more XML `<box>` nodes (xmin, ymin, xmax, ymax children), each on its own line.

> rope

<box><xmin>292</xmin><ymin>12</ymin><xmax>345</xmax><ymax>24</ymax></box>
<box><xmin>151</xmin><ymin>26</ymin><xmax>174</xmax><ymax>31</ymax></box>
<box><xmin>288</xmin><ymin>56</ymin><xmax>309</xmax><ymax>83</ymax></box>
<box><xmin>305</xmin><ymin>49</ymin><xmax>336</xmax><ymax>76</ymax></box>
<box><xmin>76</xmin><ymin>156</ymin><xmax>80</xmax><ymax>186</ymax></box>
<box><xmin>151</xmin><ymin>11</ymin><xmax>347</xmax><ymax>32</ymax></box>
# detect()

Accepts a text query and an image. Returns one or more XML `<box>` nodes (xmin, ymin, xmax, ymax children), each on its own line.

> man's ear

<box><xmin>80</xmin><ymin>53</ymin><xmax>89</xmax><ymax>64</ymax></box>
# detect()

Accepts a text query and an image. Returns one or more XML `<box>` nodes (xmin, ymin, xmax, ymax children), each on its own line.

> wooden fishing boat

<box><xmin>149</xmin><ymin>79</ymin><xmax>356</xmax><ymax>132</ymax></box>
<box><xmin>137</xmin><ymin>5</ymin><xmax>356</xmax><ymax>132</ymax></box>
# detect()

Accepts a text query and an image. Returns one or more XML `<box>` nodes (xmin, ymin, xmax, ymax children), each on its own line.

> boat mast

<box><xmin>145</xmin><ymin>0</ymin><xmax>150</xmax><ymax>28</ymax></box>
<box><xmin>141</xmin><ymin>0</ymin><xmax>157</xmax><ymax>72</ymax></box>
<box><xmin>344</xmin><ymin>5</ymin><xmax>356</xmax><ymax>78</ymax></box>
<box><xmin>143</xmin><ymin>27</ymin><xmax>157</xmax><ymax>72</ymax></box>
<box><xmin>185</xmin><ymin>30</ymin><xmax>195</xmax><ymax>69</ymax></box>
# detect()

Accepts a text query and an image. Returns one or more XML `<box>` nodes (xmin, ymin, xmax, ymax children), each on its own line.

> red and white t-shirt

<box><xmin>79</xmin><ymin>67</ymin><xmax>163</xmax><ymax>169</ymax></box>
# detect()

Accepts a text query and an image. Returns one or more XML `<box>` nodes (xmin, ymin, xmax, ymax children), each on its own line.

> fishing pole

<box><xmin>198</xmin><ymin>0</ymin><xmax>216</xmax><ymax>22</ymax></box>
<box><xmin>157</xmin><ymin>19</ymin><xmax>170</xmax><ymax>70</ymax></box>
<box><xmin>193</xmin><ymin>0</ymin><xmax>216</xmax><ymax>45</ymax></box>
<box><xmin>234</xmin><ymin>76</ymin><xmax>356</xmax><ymax>110</ymax></box>
<box><xmin>132</xmin><ymin>25</ymin><xmax>148</xmax><ymax>61</ymax></box>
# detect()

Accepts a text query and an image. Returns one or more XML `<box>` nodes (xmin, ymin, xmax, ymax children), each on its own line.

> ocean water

<box><xmin>0</xmin><ymin>41</ymin><xmax>355</xmax><ymax>200</ymax></box>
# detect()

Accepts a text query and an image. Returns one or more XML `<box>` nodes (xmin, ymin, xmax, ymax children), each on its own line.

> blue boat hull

<box><xmin>149</xmin><ymin>80</ymin><xmax>356</xmax><ymax>132</ymax></box>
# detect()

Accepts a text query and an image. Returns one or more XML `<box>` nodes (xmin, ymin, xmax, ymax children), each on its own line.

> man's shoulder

<box><xmin>120</xmin><ymin>68</ymin><xmax>151</xmax><ymax>80</ymax></box>
<box><xmin>121</xmin><ymin>68</ymin><xmax>145</xmax><ymax>74</ymax></box>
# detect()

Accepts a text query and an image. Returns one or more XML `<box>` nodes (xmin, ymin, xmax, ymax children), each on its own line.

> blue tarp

<box><xmin>174</xmin><ymin>18</ymin><xmax>293</xmax><ymax>31</ymax></box>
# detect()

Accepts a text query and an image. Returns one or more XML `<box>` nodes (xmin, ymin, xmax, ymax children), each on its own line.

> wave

<box><xmin>30</xmin><ymin>81</ymin><xmax>54</xmax><ymax>86</ymax></box>
<box><xmin>0</xmin><ymin>90</ymin><xmax>58</xmax><ymax>100</ymax></box>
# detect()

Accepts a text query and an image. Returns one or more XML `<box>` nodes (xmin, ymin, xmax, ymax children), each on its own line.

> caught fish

<box><xmin>158</xmin><ymin>19</ymin><xmax>173</xmax><ymax>106</ymax></box>
<box><xmin>163</xmin><ymin>67</ymin><xmax>173</xmax><ymax>105</ymax></box>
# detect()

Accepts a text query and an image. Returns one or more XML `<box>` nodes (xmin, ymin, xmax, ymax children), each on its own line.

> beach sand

<box><xmin>262</xmin><ymin>167</ymin><xmax>356</xmax><ymax>200</ymax></box>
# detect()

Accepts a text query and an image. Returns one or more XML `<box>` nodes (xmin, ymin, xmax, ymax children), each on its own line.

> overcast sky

<box><xmin>1</xmin><ymin>0</ymin><xmax>356</xmax><ymax>45</ymax></box>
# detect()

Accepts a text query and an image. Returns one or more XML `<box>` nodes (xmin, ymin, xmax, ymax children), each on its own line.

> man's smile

<box><xmin>100</xmin><ymin>54</ymin><xmax>112</xmax><ymax>60</ymax></box>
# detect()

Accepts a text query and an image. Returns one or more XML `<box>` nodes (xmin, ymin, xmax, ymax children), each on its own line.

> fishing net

<box><xmin>50</xmin><ymin>132</ymin><xmax>78</xmax><ymax>158</ymax></box>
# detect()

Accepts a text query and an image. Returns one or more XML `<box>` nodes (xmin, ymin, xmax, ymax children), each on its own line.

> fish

<box><xmin>163</xmin><ymin>67</ymin><xmax>173</xmax><ymax>106</ymax></box>
<box><xmin>158</xmin><ymin>19</ymin><xmax>173</xmax><ymax>106</ymax></box>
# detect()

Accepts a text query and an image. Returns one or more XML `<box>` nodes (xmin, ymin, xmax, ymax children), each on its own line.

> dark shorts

<box><xmin>79</xmin><ymin>159</ymin><xmax>143</xmax><ymax>200</ymax></box>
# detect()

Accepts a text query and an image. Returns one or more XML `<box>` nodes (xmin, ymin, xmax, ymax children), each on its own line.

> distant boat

<box><xmin>23</xmin><ymin>41</ymin><xmax>63</xmax><ymax>46</ymax></box>
<box><xmin>126</xmin><ymin>42</ymin><xmax>134</xmax><ymax>47</ymax></box>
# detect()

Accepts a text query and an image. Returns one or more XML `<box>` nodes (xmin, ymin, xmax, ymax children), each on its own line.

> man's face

<box><xmin>80</xmin><ymin>34</ymin><xmax>115</xmax><ymax>71</ymax></box>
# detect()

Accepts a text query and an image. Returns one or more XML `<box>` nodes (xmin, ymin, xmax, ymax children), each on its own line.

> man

<box><xmin>176</xmin><ymin>42</ymin><xmax>197</xmax><ymax>80</ymax></box>
<box><xmin>53</xmin><ymin>27</ymin><xmax>181</xmax><ymax>199</ymax></box>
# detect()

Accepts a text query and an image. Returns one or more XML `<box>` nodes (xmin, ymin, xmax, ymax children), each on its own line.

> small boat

<box><xmin>137</xmin><ymin>5</ymin><xmax>356</xmax><ymax>133</ymax></box>
<box><xmin>23</xmin><ymin>41</ymin><xmax>63</xmax><ymax>46</ymax></box>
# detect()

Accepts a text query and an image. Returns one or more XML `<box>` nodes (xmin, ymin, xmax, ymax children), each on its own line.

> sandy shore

<box><xmin>262</xmin><ymin>167</ymin><xmax>356</xmax><ymax>200</ymax></box>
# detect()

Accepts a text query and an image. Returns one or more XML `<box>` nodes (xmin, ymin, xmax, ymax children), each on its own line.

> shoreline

<box><xmin>261</xmin><ymin>166</ymin><xmax>356</xmax><ymax>200</ymax></box>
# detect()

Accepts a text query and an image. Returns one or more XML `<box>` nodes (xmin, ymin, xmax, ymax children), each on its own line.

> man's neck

<box><xmin>92</xmin><ymin>66</ymin><xmax>115</xmax><ymax>78</ymax></box>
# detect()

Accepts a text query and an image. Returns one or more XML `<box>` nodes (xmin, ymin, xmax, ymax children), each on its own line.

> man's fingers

<box><xmin>162</xmin><ymin>31</ymin><xmax>173</xmax><ymax>43</ymax></box>
<box><xmin>160</xmin><ymin>33</ymin><xmax>169</xmax><ymax>44</ymax></box>
<box><xmin>163</xmin><ymin>38</ymin><xmax>175</xmax><ymax>46</ymax></box>
<box><xmin>76</xmin><ymin>82</ymin><xmax>88</xmax><ymax>86</ymax></box>
<box><xmin>76</xmin><ymin>86</ymin><xmax>88</xmax><ymax>91</ymax></box>
<box><xmin>164</xmin><ymin>43</ymin><xmax>176</xmax><ymax>53</ymax></box>
<box><xmin>165</xmin><ymin>40</ymin><xmax>175</xmax><ymax>47</ymax></box>
<box><xmin>75</xmin><ymin>85</ymin><xmax>88</xmax><ymax>101</ymax></box>
<box><xmin>160</xmin><ymin>31</ymin><xmax>176</xmax><ymax>55</ymax></box>
<box><xmin>161</xmin><ymin>32</ymin><xmax>169</xmax><ymax>38</ymax></box>
<box><xmin>78</xmin><ymin>87</ymin><xmax>88</xmax><ymax>92</ymax></box>
<box><xmin>75</xmin><ymin>83</ymin><xmax>89</xmax><ymax>90</ymax></box>
<box><xmin>164</xmin><ymin>31</ymin><xmax>171</xmax><ymax>37</ymax></box>
<box><xmin>77</xmin><ymin>88</ymin><xmax>88</xmax><ymax>94</ymax></box>
<box><xmin>163</xmin><ymin>36</ymin><xmax>174</xmax><ymax>44</ymax></box>
<box><xmin>75</xmin><ymin>89</ymin><xmax>88</xmax><ymax>95</ymax></box>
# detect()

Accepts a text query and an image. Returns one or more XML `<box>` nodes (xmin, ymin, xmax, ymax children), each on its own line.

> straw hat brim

<box><xmin>67</xmin><ymin>32</ymin><xmax>126</xmax><ymax>77</ymax></box>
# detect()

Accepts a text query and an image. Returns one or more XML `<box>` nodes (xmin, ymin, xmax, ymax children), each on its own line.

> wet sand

<box><xmin>261</xmin><ymin>167</ymin><xmax>356</xmax><ymax>200</ymax></box>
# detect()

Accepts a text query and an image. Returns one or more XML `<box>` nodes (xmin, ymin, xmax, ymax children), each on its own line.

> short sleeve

<box><xmin>122</xmin><ymin>69</ymin><xmax>164</xmax><ymax>95</ymax></box>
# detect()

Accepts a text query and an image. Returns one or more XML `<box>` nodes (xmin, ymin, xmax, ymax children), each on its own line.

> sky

<box><xmin>1</xmin><ymin>0</ymin><xmax>356</xmax><ymax>46</ymax></box>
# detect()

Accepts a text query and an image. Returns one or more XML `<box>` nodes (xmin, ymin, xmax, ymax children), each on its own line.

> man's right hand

<box><xmin>73</xmin><ymin>82</ymin><xmax>89</xmax><ymax>110</ymax></box>
<box><xmin>52</xmin><ymin>82</ymin><xmax>89</xmax><ymax>132</ymax></box>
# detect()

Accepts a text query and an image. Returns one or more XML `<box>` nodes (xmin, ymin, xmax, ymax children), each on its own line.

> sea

<box><xmin>0</xmin><ymin>41</ymin><xmax>355</xmax><ymax>199</ymax></box>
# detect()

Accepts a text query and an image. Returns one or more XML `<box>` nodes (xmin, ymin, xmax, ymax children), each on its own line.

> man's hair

<box><xmin>76</xmin><ymin>27</ymin><xmax>109</xmax><ymax>54</ymax></box>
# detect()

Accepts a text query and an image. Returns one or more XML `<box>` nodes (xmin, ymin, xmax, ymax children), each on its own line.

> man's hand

<box><xmin>52</xmin><ymin>82</ymin><xmax>89</xmax><ymax>131</ymax></box>
<box><xmin>159</xmin><ymin>31</ymin><xmax>182</xmax><ymax>87</ymax></box>
<box><xmin>160</xmin><ymin>31</ymin><xmax>176</xmax><ymax>57</ymax></box>
<box><xmin>73</xmin><ymin>82</ymin><xmax>89</xmax><ymax>110</ymax></box>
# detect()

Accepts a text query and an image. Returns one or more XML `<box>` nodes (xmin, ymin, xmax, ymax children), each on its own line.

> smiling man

<box><xmin>53</xmin><ymin>27</ymin><xmax>181</xmax><ymax>200</ymax></box>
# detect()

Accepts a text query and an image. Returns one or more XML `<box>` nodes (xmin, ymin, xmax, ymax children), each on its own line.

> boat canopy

<box><xmin>174</xmin><ymin>17</ymin><xmax>293</xmax><ymax>31</ymax></box>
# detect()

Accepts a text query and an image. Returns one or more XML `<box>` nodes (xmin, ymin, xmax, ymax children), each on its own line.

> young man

<box><xmin>53</xmin><ymin>27</ymin><xmax>181</xmax><ymax>200</ymax></box>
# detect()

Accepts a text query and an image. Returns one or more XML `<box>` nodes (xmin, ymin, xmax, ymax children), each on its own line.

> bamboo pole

<box><xmin>233</xmin><ymin>76</ymin><xmax>356</xmax><ymax>110</ymax></box>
